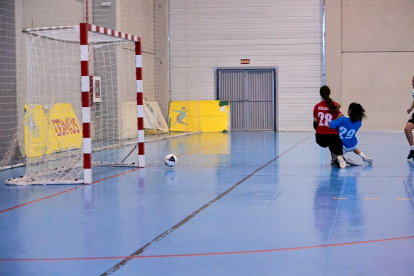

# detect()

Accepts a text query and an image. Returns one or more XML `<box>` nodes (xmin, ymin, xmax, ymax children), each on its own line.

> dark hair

<box><xmin>348</xmin><ymin>102</ymin><xmax>366</xmax><ymax>122</ymax></box>
<box><xmin>319</xmin><ymin>85</ymin><xmax>340</xmax><ymax>113</ymax></box>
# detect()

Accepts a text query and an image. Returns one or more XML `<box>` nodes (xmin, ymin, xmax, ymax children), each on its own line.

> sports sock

<box><xmin>410</xmin><ymin>146</ymin><xmax>414</xmax><ymax>150</ymax></box>
<box><xmin>358</xmin><ymin>152</ymin><xmax>366</xmax><ymax>159</ymax></box>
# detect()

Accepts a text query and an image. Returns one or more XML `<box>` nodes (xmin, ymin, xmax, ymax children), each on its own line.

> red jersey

<box><xmin>313</xmin><ymin>100</ymin><xmax>341</xmax><ymax>134</ymax></box>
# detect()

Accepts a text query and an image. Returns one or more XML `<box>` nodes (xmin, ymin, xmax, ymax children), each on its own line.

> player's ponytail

<box><xmin>349</xmin><ymin>102</ymin><xmax>366</xmax><ymax>122</ymax></box>
<box><xmin>320</xmin><ymin>85</ymin><xmax>340</xmax><ymax>113</ymax></box>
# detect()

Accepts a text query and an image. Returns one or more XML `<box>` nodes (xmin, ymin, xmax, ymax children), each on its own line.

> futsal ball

<box><xmin>164</xmin><ymin>154</ymin><xmax>177</xmax><ymax>167</ymax></box>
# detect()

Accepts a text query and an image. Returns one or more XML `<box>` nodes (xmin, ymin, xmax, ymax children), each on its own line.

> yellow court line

<box><xmin>397</xmin><ymin>198</ymin><xmax>411</xmax><ymax>201</ymax></box>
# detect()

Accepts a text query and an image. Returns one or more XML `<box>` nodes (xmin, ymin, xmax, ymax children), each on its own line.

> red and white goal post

<box><xmin>6</xmin><ymin>23</ymin><xmax>144</xmax><ymax>185</ymax></box>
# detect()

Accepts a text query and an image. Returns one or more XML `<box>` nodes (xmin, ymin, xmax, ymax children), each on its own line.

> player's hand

<box><xmin>407</xmin><ymin>107</ymin><xmax>413</xmax><ymax>114</ymax></box>
<box><xmin>412</xmin><ymin>76</ymin><xmax>414</xmax><ymax>88</ymax></box>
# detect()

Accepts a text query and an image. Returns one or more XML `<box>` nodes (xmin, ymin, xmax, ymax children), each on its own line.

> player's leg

<box><xmin>330</xmin><ymin>151</ymin><xmax>335</xmax><ymax>165</ymax></box>
<box><xmin>342</xmin><ymin>145</ymin><xmax>361</xmax><ymax>166</ymax></box>
<box><xmin>328</xmin><ymin>135</ymin><xmax>346</xmax><ymax>169</ymax></box>
<box><xmin>353</xmin><ymin>147</ymin><xmax>373</xmax><ymax>164</ymax></box>
<box><xmin>404</xmin><ymin>121</ymin><xmax>414</xmax><ymax>159</ymax></box>
<box><xmin>316</xmin><ymin>133</ymin><xmax>345</xmax><ymax>168</ymax></box>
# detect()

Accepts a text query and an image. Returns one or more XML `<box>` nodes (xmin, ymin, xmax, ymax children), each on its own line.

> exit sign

<box><xmin>240</xmin><ymin>59</ymin><xmax>250</xmax><ymax>64</ymax></box>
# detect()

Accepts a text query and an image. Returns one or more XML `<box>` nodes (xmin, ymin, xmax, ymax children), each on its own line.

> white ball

<box><xmin>164</xmin><ymin>154</ymin><xmax>177</xmax><ymax>167</ymax></box>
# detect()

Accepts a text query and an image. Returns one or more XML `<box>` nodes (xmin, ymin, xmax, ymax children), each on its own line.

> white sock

<box><xmin>358</xmin><ymin>152</ymin><xmax>366</xmax><ymax>159</ymax></box>
<box><xmin>410</xmin><ymin>146</ymin><xmax>414</xmax><ymax>150</ymax></box>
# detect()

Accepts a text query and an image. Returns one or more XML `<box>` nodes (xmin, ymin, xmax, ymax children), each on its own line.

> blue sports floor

<box><xmin>0</xmin><ymin>132</ymin><xmax>413</xmax><ymax>276</ymax></box>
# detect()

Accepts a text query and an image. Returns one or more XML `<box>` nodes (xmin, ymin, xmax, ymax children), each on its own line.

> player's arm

<box><xmin>408</xmin><ymin>76</ymin><xmax>414</xmax><ymax>114</ymax></box>
<box><xmin>327</xmin><ymin>110</ymin><xmax>343</xmax><ymax>128</ymax></box>
<box><xmin>407</xmin><ymin>100</ymin><xmax>414</xmax><ymax>114</ymax></box>
<box><xmin>313</xmin><ymin>106</ymin><xmax>318</xmax><ymax>130</ymax></box>
<box><xmin>328</xmin><ymin>117</ymin><xmax>341</xmax><ymax>129</ymax></box>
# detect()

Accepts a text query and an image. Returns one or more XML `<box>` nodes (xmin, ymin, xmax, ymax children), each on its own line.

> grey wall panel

<box><xmin>90</xmin><ymin>2</ymin><xmax>118</xmax><ymax>142</ymax></box>
<box><xmin>154</xmin><ymin>0</ymin><xmax>170</xmax><ymax>118</ymax></box>
<box><xmin>92</xmin><ymin>0</ymin><xmax>116</xmax><ymax>29</ymax></box>
<box><xmin>0</xmin><ymin>0</ymin><xmax>18</xmax><ymax>165</ymax></box>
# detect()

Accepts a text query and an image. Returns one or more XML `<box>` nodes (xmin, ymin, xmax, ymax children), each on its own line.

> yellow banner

<box><xmin>169</xmin><ymin>100</ymin><xmax>229</xmax><ymax>132</ymax></box>
<box><xmin>25</xmin><ymin>103</ymin><xmax>82</xmax><ymax>157</ymax></box>
<box><xmin>25</xmin><ymin>105</ymin><xmax>59</xmax><ymax>157</ymax></box>
<box><xmin>49</xmin><ymin>103</ymin><xmax>82</xmax><ymax>150</ymax></box>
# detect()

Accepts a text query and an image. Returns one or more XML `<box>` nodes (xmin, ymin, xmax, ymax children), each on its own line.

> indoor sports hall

<box><xmin>1</xmin><ymin>1</ymin><xmax>414</xmax><ymax>275</ymax></box>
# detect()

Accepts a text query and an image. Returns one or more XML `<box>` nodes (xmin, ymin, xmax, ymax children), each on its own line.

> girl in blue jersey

<box><xmin>329</xmin><ymin>103</ymin><xmax>373</xmax><ymax>164</ymax></box>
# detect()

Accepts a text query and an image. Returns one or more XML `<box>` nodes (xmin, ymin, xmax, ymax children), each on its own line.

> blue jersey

<box><xmin>329</xmin><ymin>116</ymin><xmax>361</xmax><ymax>148</ymax></box>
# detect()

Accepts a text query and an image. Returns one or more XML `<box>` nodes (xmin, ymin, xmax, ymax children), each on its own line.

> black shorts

<box><xmin>408</xmin><ymin>113</ymin><xmax>414</xmax><ymax>124</ymax></box>
<box><xmin>315</xmin><ymin>133</ymin><xmax>343</xmax><ymax>155</ymax></box>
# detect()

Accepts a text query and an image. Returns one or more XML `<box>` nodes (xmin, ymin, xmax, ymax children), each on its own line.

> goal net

<box><xmin>6</xmin><ymin>24</ymin><xmax>144</xmax><ymax>185</ymax></box>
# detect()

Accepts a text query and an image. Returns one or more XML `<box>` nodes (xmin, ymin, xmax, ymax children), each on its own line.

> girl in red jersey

<box><xmin>313</xmin><ymin>85</ymin><xmax>346</xmax><ymax>168</ymax></box>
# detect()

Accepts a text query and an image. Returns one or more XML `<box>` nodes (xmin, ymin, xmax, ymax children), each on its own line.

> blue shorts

<box><xmin>343</xmin><ymin>144</ymin><xmax>357</xmax><ymax>154</ymax></box>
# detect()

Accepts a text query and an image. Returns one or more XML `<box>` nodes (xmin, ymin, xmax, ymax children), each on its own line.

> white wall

<box><xmin>326</xmin><ymin>0</ymin><xmax>414</xmax><ymax>131</ymax></box>
<box><xmin>169</xmin><ymin>0</ymin><xmax>325</xmax><ymax>130</ymax></box>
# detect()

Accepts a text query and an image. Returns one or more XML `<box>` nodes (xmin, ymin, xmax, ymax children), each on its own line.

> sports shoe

<box><xmin>335</xmin><ymin>156</ymin><xmax>347</xmax><ymax>169</ymax></box>
<box><xmin>346</xmin><ymin>158</ymin><xmax>360</xmax><ymax>166</ymax></box>
<box><xmin>407</xmin><ymin>150</ymin><xmax>414</xmax><ymax>160</ymax></box>
<box><xmin>331</xmin><ymin>159</ymin><xmax>336</xmax><ymax>165</ymax></box>
<box><xmin>363</xmin><ymin>157</ymin><xmax>373</xmax><ymax>164</ymax></box>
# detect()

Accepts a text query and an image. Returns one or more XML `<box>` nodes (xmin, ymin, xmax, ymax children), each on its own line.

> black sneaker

<box><xmin>407</xmin><ymin>150</ymin><xmax>414</xmax><ymax>160</ymax></box>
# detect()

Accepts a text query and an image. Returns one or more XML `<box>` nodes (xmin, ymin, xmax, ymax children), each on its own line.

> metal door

<box><xmin>218</xmin><ymin>69</ymin><xmax>275</xmax><ymax>131</ymax></box>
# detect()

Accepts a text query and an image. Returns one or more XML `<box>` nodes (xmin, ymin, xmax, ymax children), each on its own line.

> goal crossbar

<box><xmin>22</xmin><ymin>24</ymin><xmax>141</xmax><ymax>44</ymax></box>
